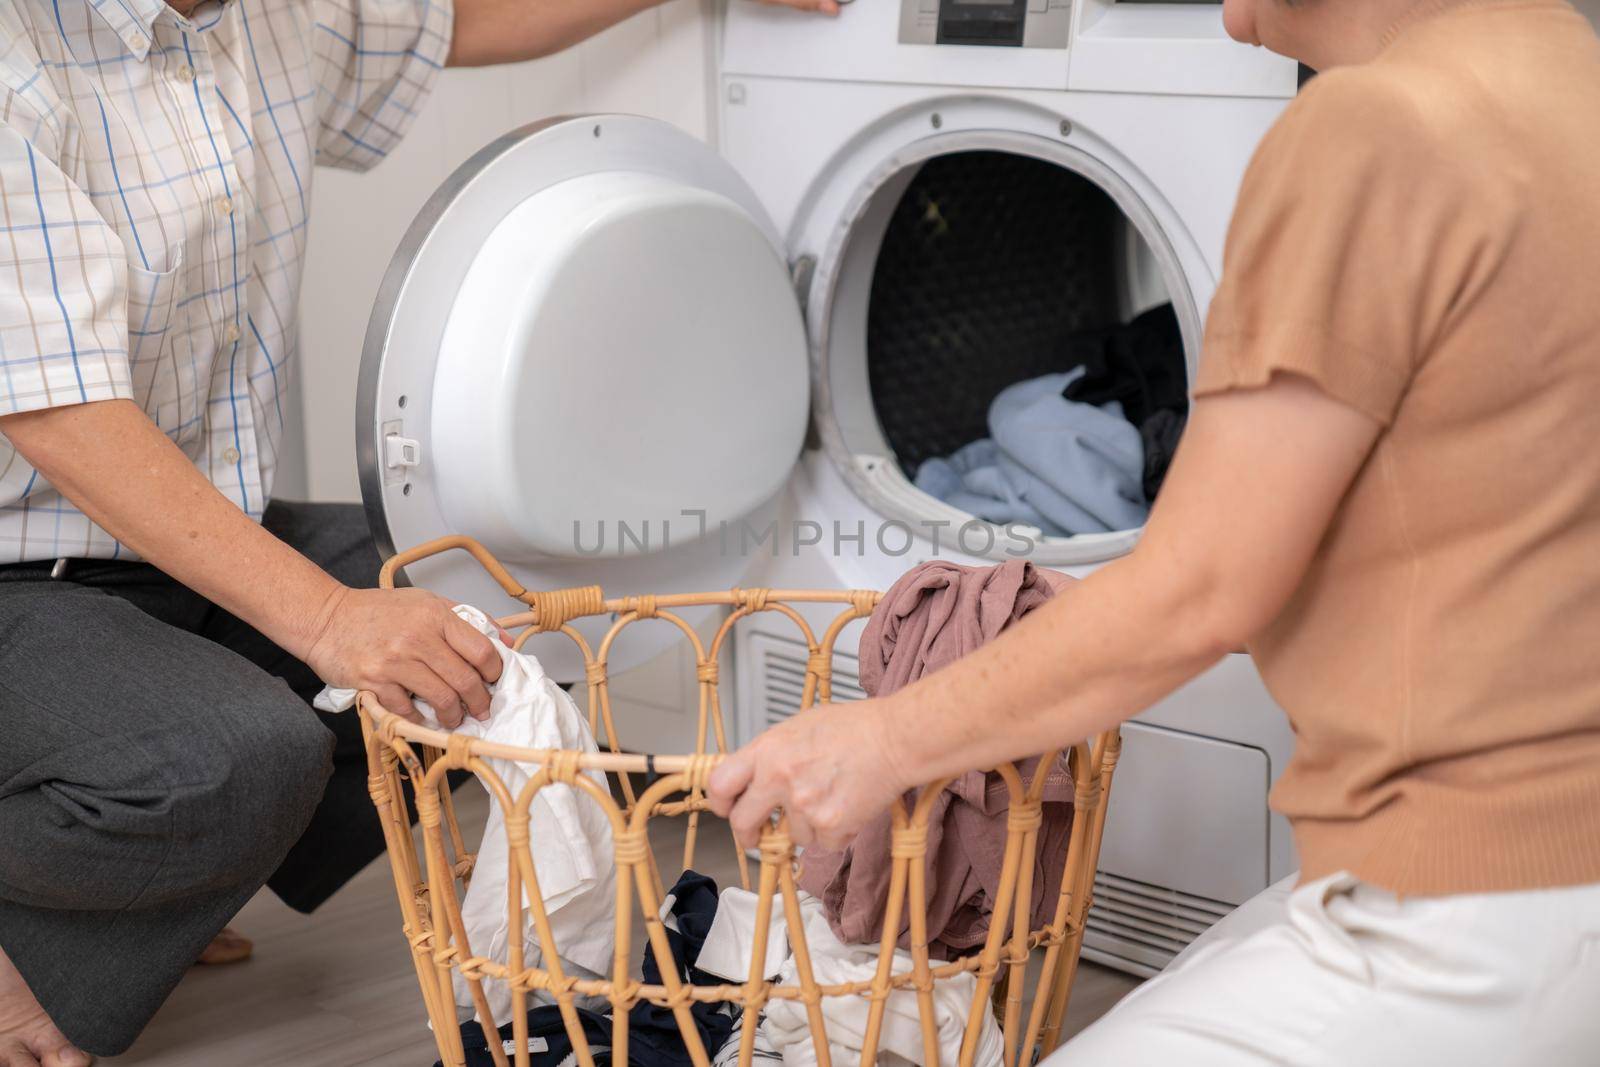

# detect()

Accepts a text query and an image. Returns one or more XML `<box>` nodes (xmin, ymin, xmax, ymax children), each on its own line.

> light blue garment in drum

<box><xmin>914</xmin><ymin>371</ymin><xmax>1148</xmax><ymax>537</ymax></box>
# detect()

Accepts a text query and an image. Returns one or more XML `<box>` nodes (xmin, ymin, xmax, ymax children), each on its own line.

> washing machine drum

<box><xmin>358</xmin><ymin>116</ymin><xmax>810</xmax><ymax>677</ymax></box>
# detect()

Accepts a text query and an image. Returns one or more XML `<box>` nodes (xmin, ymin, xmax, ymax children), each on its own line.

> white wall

<box><xmin>277</xmin><ymin>0</ymin><xmax>715</xmax><ymax>502</ymax></box>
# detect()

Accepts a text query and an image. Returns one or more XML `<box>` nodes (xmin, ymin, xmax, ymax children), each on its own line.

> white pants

<box><xmin>1051</xmin><ymin>871</ymin><xmax>1600</xmax><ymax>1066</ymax></box>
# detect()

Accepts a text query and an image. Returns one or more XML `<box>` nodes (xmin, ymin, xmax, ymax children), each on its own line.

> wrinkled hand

<box><xmin>304</xmin><ymin>586</ymin><xmax>503</xmax><ymax>728</ymax></box>
<box><xmin>751</xmin><ymin>0</ymin><xmax>844</xmax><ymax>15</ymax></box>
<box><xmin>707</xmin><ymin>699</ymin><xmax>908</xmax><ymax>850</ymax></box>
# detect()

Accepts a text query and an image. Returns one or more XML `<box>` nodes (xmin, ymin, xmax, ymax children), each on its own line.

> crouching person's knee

<box><xmin>266</xmin><ymin>704</ymin><xmax>337</xmax><ymax>827</ymax></box>
<box><xmin>194</xmin><ymin>687</ymin><xmax>334</xmax><ymax>884</ymax></box>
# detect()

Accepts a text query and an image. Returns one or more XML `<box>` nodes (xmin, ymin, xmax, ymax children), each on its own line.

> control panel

<box><xmin>898</xmin><ymin>0</ymin><xmax>1072</xmax><ymax>49</ymax></box>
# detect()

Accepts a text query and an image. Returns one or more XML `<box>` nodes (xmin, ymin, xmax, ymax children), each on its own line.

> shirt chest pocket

<box><xmin>125</xmin><ymin>255</ymin><xmax>195</xmax><ymax>444</ymax></box>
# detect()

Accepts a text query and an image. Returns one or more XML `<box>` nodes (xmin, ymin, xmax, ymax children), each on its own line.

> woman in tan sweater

<box><xmin>710</xmin><ymin>0</ymin><xmax>1600</xmax><ymax>1061</ymax></box>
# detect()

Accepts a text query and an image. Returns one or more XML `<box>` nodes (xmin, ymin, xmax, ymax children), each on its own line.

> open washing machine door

<box><xmin>357</xmin><ymin>116</ymin><xmax>810</xmax><ymax>680</ymax></box>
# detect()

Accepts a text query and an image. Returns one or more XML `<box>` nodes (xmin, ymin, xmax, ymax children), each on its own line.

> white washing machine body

<box><xmin>724</xmin><ymin>81</ymin><xmax>1284</xmax><ymax>579</ymax></box>
<box><xmin>718</xmin><ymin>3</ymin><xmax>1301</xmax><ymax>975</ymax></box>
<box><xmin>358</xmin><ymin>2</ymin><xmax>1304</xmax><ymax>978</ymax></box>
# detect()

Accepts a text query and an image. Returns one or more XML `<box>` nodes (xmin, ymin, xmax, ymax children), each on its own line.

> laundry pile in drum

<box><xmin>394</xmin><ymin>561</ymin><xmax>1072</xmax><ymax>1067</ymax></box>
<box><xmin>915</xmin><ymin>304</ymin><xmax>1188</xmax><ymax>536</ymax></box>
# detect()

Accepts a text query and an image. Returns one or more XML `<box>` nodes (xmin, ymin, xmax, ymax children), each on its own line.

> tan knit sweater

<box><xmin>1194</xmin><ymin>0</ymin><xmax>1600</xmax><ymax>896</ymax></box>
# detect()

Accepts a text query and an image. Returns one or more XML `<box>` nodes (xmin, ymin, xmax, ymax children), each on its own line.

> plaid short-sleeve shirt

<box><xmin>0</xmin><ymin>0</ymin><xmax>451</xmax><ymax>562</ymax></box>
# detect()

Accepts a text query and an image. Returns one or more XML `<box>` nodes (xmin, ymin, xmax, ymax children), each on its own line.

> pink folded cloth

<box><xmin>798</xmin><ymin>559</ymin><xmax>1076</xmax><ymax>958</ymax></box>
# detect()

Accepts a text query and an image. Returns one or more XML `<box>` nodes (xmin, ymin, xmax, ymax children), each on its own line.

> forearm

<box><xmin>873</xmin><ymin>378</ymin><xmax>1385</xmax><ymax>790</ymax></box>
<box><xmin>0</xmin><ymin>400</ymin><xmax>343</xmax><ymax>659</ymax></box>
<box><xmin>447</xmin><ymin>0</ymin><xmax>660</xmax><ymax>67</ymax></box>
<box><xmin>877</xmin><ymin>550</ymin><xmax>1233</xmax><ymax>788</ymax></box>
<box><xmin>710</xmin><ymin>369</ymin><xmax>1383</xmax><ymax>848</ymax></box>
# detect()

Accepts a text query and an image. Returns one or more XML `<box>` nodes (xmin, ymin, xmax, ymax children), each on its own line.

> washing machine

<box><xmin>358</xmin><ymin>1</ymin><xmax>1300</xmax><ymax>977</ymax></box>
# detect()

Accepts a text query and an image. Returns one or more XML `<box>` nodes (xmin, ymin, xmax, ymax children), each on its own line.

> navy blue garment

<box><xmin>628</xmin><ymin>871</ymin><xmax>735</xmax><ymax>1067</ymax></box>
<box><xmin>437</xmin><ymin>1006</ymin><xmax>615</xmax><ymax>1067</ymax></box>
<box><xmin>438</xmin><ymin>872</ymin><xmax>735</xmax><ymax>1067</ymax></box>
<box><xmin>1059</xmin><ymin>304</ymin><xmax>1188</xmax><ymax>428</ymax></box>
<box><xmin>1138</xmin><ymin>407</ymin><xmax>1186</xmax><ymax>503</ymax></box>
<box><xmin>1059</xmin><ymin>303</ymin><xmax>1189</xmax><ymax>502</ymax></box>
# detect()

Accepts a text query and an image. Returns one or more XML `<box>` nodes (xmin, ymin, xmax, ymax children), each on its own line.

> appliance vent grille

<box><xmin>1083</xmin><ymin>871</ymin><xmax>1234</xmax><ymax>976</ymax></box>
<box><xmin>760</xmin><ymin>635</ymin><xmax>867</xmax><ymax>728</ymax></box>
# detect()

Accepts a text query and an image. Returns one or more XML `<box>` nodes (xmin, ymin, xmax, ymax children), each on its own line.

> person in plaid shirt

<box><xmin>0</xmin><ymin>0</ymin><xmax>834</xmax><ymax>1060</ymax></box>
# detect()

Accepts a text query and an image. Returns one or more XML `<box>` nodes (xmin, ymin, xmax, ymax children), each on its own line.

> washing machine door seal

<box><xmin>357</xmin><ymin>116</ymin><xmax>810</xmax><ymax>679</ymax></box>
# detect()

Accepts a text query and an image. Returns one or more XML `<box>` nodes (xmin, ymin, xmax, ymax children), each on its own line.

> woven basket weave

<box><xmin>358</xmin><ymin>536</ymin><xmax>1123</xmax><ymax>1067</ymax></box>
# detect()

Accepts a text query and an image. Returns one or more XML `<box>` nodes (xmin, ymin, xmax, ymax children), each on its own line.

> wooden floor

<box><xmin>106</xmin><ymin>786</ymin><xmax>1141</xmax><ymax>1067</ymax></box>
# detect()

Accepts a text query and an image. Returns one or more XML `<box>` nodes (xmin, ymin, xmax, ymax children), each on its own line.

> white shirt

<box><xmin>0</xmin><ymin>0</ymin><xmax>451</xmax><ymax>561</ymax></box>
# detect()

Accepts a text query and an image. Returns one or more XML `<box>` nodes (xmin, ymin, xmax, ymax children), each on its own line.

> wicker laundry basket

<box><xmin>358</xmin><ymin>536</ymin><xmax>1123</xmax><ymax>1067</ymax></box>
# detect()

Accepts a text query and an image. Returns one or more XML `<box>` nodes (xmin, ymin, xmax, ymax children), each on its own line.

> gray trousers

<box><xmin>0</xmin><ymin>502</ymin><xmax>405</xmax><ymax>1055</ymax></box>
